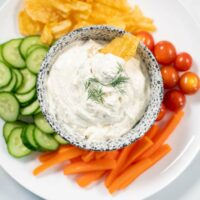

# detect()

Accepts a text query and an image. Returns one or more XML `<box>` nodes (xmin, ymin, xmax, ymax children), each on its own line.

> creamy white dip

<box><xmin>46</xmin><ymin>40</ymin><xmax>150</xmax><ymax>142</ymax></box>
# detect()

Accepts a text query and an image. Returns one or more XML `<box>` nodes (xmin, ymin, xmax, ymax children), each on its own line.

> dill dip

<box><xmin>46</xmin><ymin>40</ymin><xmax>150</xmax><ymax>142</ymax></box>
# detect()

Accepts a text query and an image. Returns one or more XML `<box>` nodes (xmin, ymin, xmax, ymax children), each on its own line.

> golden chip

<box><xmin>40</xmin><ymin>25</ymin><xmax>54</xmax><ymax>45</ymax></box>
<box><xmin>18</xmin><ymin>11</ymin><xmax>43</xmax><ymax>36</ymax></box>
<box><xmin>99</xmin><ymin>34</ymin><xmax>140</xmax><ymax>61</ymax></box>
<box><xmin>50</xmin><ymin>20</ymin><xmax>72</xmax><ymax>35</ymax></box>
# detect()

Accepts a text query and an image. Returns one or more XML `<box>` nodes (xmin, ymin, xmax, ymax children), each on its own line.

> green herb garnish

<box><xmin>85</xmin><ymin>63</ymin><xmax>129</xmax><ymax>104</ymax></box>
<box><xmin>87</xmin><ymin>87</ymin><xmax>105</xmax><ymax>104</ymax></box>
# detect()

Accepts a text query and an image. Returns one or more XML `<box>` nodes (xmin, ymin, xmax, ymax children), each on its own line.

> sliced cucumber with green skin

<box><xmin>3</xmin><ymin>121</ymin><xmax>26</xmax><ymax>142</ymax></box>
<box><xmin>0</xmin><ymin>92</ymin><xmax>19</xmax><ymax>122</ymax></box>
<box><xmin>16</xmin><ymin>69</ymin><xmax>36</xmax><ymax>94</ymax></box>
<box><xmin>0</xmin><ymin>61</ymin><xmax>12</xmax><ymax>88</ymax></box>
<box><xmin>34</xmin><ymin>127</ymin><xmax>59</xmax><ymax>151</ymax></box>
<box><xmin>2</xmin><ymin>39</ymin><xmax>26</xmax><ymax>68</ymax></box>
<box><xmin>12</xmin><ymin>69</ymin><xmax>23</xmax><ymax>91</ymax></box>
<box><xmin>16</xmin><ymin>89</ymin><xmax>36</xmax><ymax>104</ymax></box>
<box><xmin>34</xmin><ymin>107</ymin><xmax>41</xmax><ymax>115</ymax></box>
<box><xmin>7</xmin><ymin>127</ymin><xmax>32</xmax><ymax>158</ymax></box>
<box><xmin>20</xmin><ymin>36</ymin><xmax>43</xmax><ymax>58</ymax></box>
<box><xmin>26</xmin><ymin>44</ymin><xmax>47</xmax><ymax>57</ymax></box>
<box><xmin>0</xmin><ymin>71</ymin><xmax>16</xmax><ymax>92</ymax></box>
<box><xmin>20</xmin><ymin>100</ymin><xmax>39</xmax><ymax>116</ymax></box>
<box><xmin>26</xmin><ymin>47</ymin><xmax>48</xmax><ymax>74</ymax></box>
<box><xmin>54</xmin><ymin>134</ymin><xmax>69</xmax><ymax>145</ymax></box>
<box><xmin>0</xmin><ymin>45</ymin><xmax>3</xmax><ymax>62</ymax></box>
<box><xmin>21</xmin><ymin>125</ymin><xmax>40</xmax><ymax>151</ymax></box>
<box><xmin>34</xmin><ymin>112</ymin><xmax>54</xmax><ymax>134</ymax></box>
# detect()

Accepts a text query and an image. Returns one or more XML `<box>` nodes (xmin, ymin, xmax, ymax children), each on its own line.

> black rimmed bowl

<box><xmin>37</xmin><ymin>25</ymin><xmax>163</xmax><ymax>151</ymax></box>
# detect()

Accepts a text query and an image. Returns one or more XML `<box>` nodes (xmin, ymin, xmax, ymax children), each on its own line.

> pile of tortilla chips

<box><xmin>19</xmin><ymin>0</ymin><xmax>156</xmax><ymax>45</ymax></box>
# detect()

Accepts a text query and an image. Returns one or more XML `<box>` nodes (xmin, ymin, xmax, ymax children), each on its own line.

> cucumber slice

<box><xmin>26</xmin><ymin>44</ymin><xmax>47</xmax><ymax>57</ymax></box>
<box><xmin>0</xmin><ymin>92</ymin><xmax>19</xmax><ymax>122</ymax></box>
<box><xmin>34</xmin><ymin>107</ymin><xmax>41</xmax><ymax>115</ymax></box>
<box><xmin>54</xmin><ymin>134</ymin><xmax>69</xmax><ymax>145</ymax></box>
<box><xmin>16</xmin><ymin>69</ymin><xmax>36</xmax><ymax>94</ymax></box>
<box><xmin>2</xmin><ymin>39</ymin><xmax>25</xmax><ymax>68</ymax></box>
<box><xmin>20</xmin><ymin>36</ymin><xmax>43</xmax><ymax>58</ymax></box>
<box><xmin>26</xmin><ymin>47</ymin><xmax>48</xmax><ymax>74</ymax></box>
<box><xmin>0</xmin><ymin>45</ymin><xmax>3</xmax><ymax>62</ymax></box>
<box><xmin>20</xmin><ymin>100</ymin><xmax>39</xmax><ymax>116</ymax></box>
<box><xmin>16</xmin><ymin>89</ymin><xmax>36</xmax><ymax>104</ymax></box>
<box><xmin>0</xmin><ymin>71</ymin><xmax>16</xmax><ymax>92</ymax></box>
<box><xmin>34</xmin><ymin>128</ymin><xmax>59</xmax><ymax>151</ymax></box>
<box><xmin>34</xmin><ymin>113</ymin><xmax>54</xmax><ymax>134</ymax></box>
<box><xmin>12</xmin><ymin>69</ymin><xmax>23</xmax><ymax>91</ymax></box>
<box><xmin>7</xmin><ymin>127</ymin><xmax>31</xmax><ymax>158</ymax></box>
<box><xmin>3</xmin><ymin>121</ymin><xmax>26</xmax><ymax>142</ymax></box>
<box><xmin>21</xmin><ymin>125</ymin><xmax>39</xmax><ymax>151</ymax></box>
<box><xmin>0</xmin><ymin>61</ymin><xmax>12</xmax><ymax>88</ymax></box>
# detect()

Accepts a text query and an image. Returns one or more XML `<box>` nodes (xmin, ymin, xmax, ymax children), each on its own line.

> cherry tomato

<box><xmin>161</xmin><ymin>66</ymin><xmax>179</xmax><ymax>89</ymax></box>
<box><xmin>164</xmin><ymin>90</ymin><xmax>186</xmax><ymax>111</ymax></box>
<box><xmin>179</xmin><ymin>72</ymin><xmax>199</xmax><ymax>95</ymax></box>
<box><xmin>135</xmin><ymin>31</ymin><xmax>155</xmax><ymax>51</ymax></box>
<box><xmin>175</xmin><ymin>52</ymin><xmax>192</xmax><ymax>71</ymax></box>
<box><xmin>156</xmin><ymin>103</ymin><xmax>167</xmax><ymax>121</ymax></box>
<box><xmin>154</xmin><ymin>41</ymin><xmax>177</xmax><ymax>65</ymax></box>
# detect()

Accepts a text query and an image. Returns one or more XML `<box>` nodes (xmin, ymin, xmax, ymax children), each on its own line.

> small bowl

<box><xmin>37</xmin><ymin>25</ymin><xmax>163</xmax><ymax>151</ymax></box>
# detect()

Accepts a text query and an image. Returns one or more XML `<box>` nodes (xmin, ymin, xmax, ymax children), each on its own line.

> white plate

<box><xmin>0</xmin><ymin>0</ymin><xmax>200</xmax><ymax>199</ymax></box>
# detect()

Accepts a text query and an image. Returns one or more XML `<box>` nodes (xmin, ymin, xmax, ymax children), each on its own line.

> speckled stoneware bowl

<box><xmin>37</xmin><ymin>25</ymin><xmax>163</xmax><ymax>151</ymax></box>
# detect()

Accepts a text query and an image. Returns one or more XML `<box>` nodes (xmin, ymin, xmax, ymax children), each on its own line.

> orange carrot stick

<box><xmin>119</xmin><ymin>144</ymin><xmax>172</xmax><ymax>190</ymax></box>
<box><xmin>33</xmin><ymin>147</ymin><xmax>85</xmax><ymax>176</ymax></box>
<box><xmin>119</xmin><ymin>136</ymin><xmax>153</xmax><ymax>172</ymax></box>
<box><xmin>95</xmin><ymin>152</ymin><xmax>107</xmax><ymax>160</ymax></box>
<box><xmin>81</xmin><ymin>151</ymin><xmax>95</xmax><ymax>162</ymax></box>
<box><xmin>138</xmin><ymin>110</ymin><xmax>184</xmax><ymax>160</ymax></box>
<box><xmin>105</xmin><ymin>150</ymin><xmax>119</xmax><ymax>159</ymax></box>
<box><xmin>64</xmin><ymin>158</ymin><xmax>117</xmax><ymax>175</ymax></box>
<box><xmin>38</xmin><ymin>145</ymin><xmax>74</xmax><ymax>163</ymax></box>
<box><xmin>105</xmin><ymin>142</ymin><xmax>136</xmax><ymax>187</ymax></box>
<box><xmin>76</xmin><ymin>171</ymin><xmax>105</xmax><ymax>187</ymax></box>
<box><xmin>145</xmin><ymin>124</ymin><xmax>160</xmax><ymax>139</ymax></box>
<box><xmin>149</xmin><ymin>144</ymin><xmax>172</xmax><ymax>164</ymax></box>
<box><xmin>70</xmin><ymin>157</ymin><xmax>82</xmax><ymax>163</ymax></box>
<box><xmin>108</xmin><ymin>158</ymin><xmax>152</xmax><ymax>193</ymax></box>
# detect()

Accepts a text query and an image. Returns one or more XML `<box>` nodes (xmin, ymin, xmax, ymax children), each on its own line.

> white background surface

<box><xmin>0</xmin><ymin>0</ymin><xmax>199</xmax><ymax>199</ymax></box>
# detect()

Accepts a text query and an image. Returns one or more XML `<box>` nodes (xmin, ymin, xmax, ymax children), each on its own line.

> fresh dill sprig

<box><xmin>85</xmin><ymin>78</ymin><xmax>99</xmax><ymax>89</ymax></box>
<box><xmin>117</xmin><ymin>63</ymin><xmax>124</xmax><ymax>74</ymax></box>
<box><xmin>87</xmin><ymin>87</ymin><xmax>105</xmax><ymax>104</ymax></box>
<box><xmin>110</xmin><ymin>75</ymin><xmax>129</xmax><ymax>88</ymax></box>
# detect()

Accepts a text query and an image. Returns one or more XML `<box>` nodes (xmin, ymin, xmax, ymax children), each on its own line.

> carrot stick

<box><xmin>146</xmin><ymin>124</ymin><xmax>160</xmax><ymax>139</ymax></box>
<box><xmin>39</xmin><ymin>151</ymin><xmax>58</xmax><ymax>163</ymax></box>
<box><xmin>119</xmin><ymin>144</ymin><xmax>172</xmax><ymax>190</ymax></box>
<box><xmin>33</xmin><ymin>147</ymin><xmax>85</xmax><ymax>176</ymax></box>
<box><xmin>64</xmin><ymin>158</ymin><xmax>117</xmax><ymax>175</ymax></box>
<box><xmin>119</xmin><ymin>136</ymin><xmax>153</xmax><ymax>172</ymax></box>
<box><xmin>105</xmin><ymin>142</ymin><xmax>136</xmax><ymax>187</ymax></box>
<box><xmin>81</xmin><ymin>151</ymin><xmax>95</xmax><ymax>162</ymax></box>
<box><xmin>149</xmin><ymin>144</ymin><xmax>172</xmax><ymax>164</ymax></box>
<box><xmin>108</xmin><ymin>158</ymin><xmax>152</xmax><ymax>193</ymax></box>
<box><xmin>70</xmin><ymin>157</ymin><xmax>82</xmax><ymax>163</ymax></box>
<box><xmin>95</xmin><ymin>152</ymin><xmax>107</xmax><ymax>159</ymax></box>
<box><xmin>105</xmin><ymin>150</ymin><xmax>119</xmax><ymax>159</ymax></box>
<box><xmin>76</xmin><ymin>171</ymin><xmax>105</xmax><ymax>187</ymax></box>
<box><xmin>38</xmin><ymin>145</ymin><xmax>74</xmax><ymax>163</ymax></box>
<box><xmin>138</xmin><ymin>110</ymin><xmax>184</xmax><ymax>160</ymax></box>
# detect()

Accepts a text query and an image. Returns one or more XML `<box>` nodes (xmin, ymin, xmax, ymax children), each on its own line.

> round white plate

<box><xmin>0</xmin><ymin>0</ymin><xmax>200</xmax><ymax>199</ymax></box>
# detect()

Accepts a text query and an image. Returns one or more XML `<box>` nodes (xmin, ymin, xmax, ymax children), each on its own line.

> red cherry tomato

<box><xmin>175</xmin><ymin>52</ymin><xmax>192</xmax><ymax>71</ymax></box>
<box><xmin>164</xmin><ymin>90</ymin><xmax>186</xmax><ymax>111</ymax></box>
<box><xmin>179</xmin><ymin>72</ymin><xmax>200</xmax><ymax>95</ymax></box>
<box><xmin>154</xmin><ymin>41</ymin><xmax>177</xmax><ymax>65</ymax></box>
<box><xmin>156</xmin><ymin>103</ymin><xmax>167</xmax><ymax>121</ymax></box>
<box><xmin>161</xmin><ymin>66</ymin><xmax>179</xmax><ymax>89</ymax></box>
<box><xmin>135</xmin><ymin>31</ymin><xmax>155</xmax><ymax>51</ymax></box>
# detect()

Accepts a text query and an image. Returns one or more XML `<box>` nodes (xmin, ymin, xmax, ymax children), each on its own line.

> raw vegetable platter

<box><xmin>0</xmin><ymin>0</ymin><xmax>200</xmax><ymax>199</ymax></box>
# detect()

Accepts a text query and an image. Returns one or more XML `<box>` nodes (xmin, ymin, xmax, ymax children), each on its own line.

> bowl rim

<box><xmin>37</xmin><ymin>25</ymin><xmax>163</xmax><ymax>151</ymax></box>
